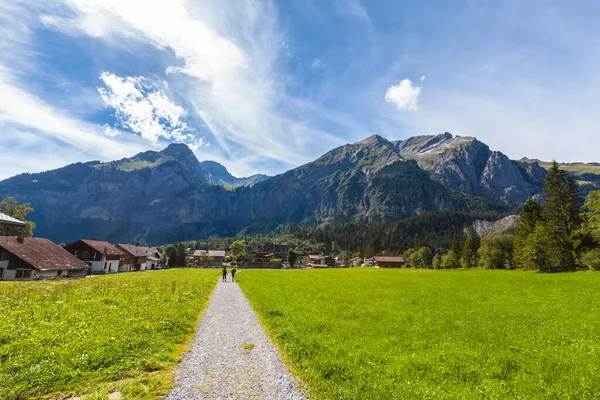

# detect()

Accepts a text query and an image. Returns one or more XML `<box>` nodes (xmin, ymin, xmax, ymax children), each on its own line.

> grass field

<box><xmin>0</xmin><ymin>269</ymin><xmax>218</xmax><ymax>399</ymax></box>
<box><xmin>238</xmin><ymin>268</ymin><xmax>600</xmax><ymax>399</ymax></box>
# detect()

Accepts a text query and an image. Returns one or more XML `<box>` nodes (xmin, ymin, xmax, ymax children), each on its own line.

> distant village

<box><xmin>0</xmin><ymin>211</ymin><xmax>405</xmax><ymax>281</ymax></box>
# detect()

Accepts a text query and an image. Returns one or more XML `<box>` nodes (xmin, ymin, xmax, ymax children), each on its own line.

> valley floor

<box><xmin>4</xmin><ymin>268</ymin><xmax>600</xmax><ymax>399</ymax></box>
<box><xmin>238</xmin><ymin>268</ymin><xmax>600</xmax><ymax>400</ymax></box>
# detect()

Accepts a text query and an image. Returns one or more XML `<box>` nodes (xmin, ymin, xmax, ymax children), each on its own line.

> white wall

<box><xmin>1</xmin><ymin>269</ymin><xmax>33</xmax><ymax>281</ymax></box>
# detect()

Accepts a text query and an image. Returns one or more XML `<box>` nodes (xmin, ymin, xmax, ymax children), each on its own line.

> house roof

<box><xmin>255</xmin><ymin>243</ymin><xmax>295</xmax><ymax>255</ymax></box>
<box><xmin>0</xmin><ymin>212</ymin><xmax>26</xmax><ymax>226</ymax></box>
<box><xmin>373</xmin><ymin>256</ymin><xmax>406</xmax><ymax>263</ymax></box>
<box><xmin>117</xmin><ymin>244</ymin><xmax>156</xmax><ymax>257</ymax></box>
<box><xmin>192</xmin><ymin>250</ymin><xmax>226</xmax><ymax>257</ymax></box>
<box><xmin>0</xmin><ymin>236</ymin><xmax>88</xmax><ymax>271</ymax></box>
<box><xmin>80</xmin><ymin>239</ymin><xmax>124</xmax><ymax>256</ymax></box>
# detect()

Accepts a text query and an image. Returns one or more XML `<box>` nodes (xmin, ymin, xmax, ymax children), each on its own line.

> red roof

<box><xmin>80</xmin><ymin>239</ymin><xmax>125</xmax><ymax>256</ymax></box>
<box><xmin>0</xmin><ymin>236</ymin><xmax>88</xmax><ymax>271</ymax></box>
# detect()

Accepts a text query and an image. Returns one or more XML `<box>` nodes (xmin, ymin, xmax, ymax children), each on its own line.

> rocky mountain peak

<box><xmin>159</xmin><ymin>142</ymin><xmax>197</xmax><ymax>161</ymax></box>
<box><xmin>356</xmin><ymin>134</ymin><xmax>390</xmax><ymax>146</ymax></box>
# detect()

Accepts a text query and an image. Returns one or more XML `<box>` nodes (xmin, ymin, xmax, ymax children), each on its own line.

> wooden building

<box><xmin>65</xmin><ymin>239</ymin><xmax>124</xmax><ymax>274</ymax></box>
<box><xmin>373</xmin><ymin>256</ymin><xmax>406</xmax><ymax>268</ymax></box>
<box><xmin>0</xmin><ymin>236</ymin><xmax>87</xmax><ymax>280</ymax></box>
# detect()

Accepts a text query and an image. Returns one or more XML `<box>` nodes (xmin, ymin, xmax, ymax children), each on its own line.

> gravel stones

<box><xmin>167</xmin><ymin>277</ymin><xmax>306</xmax><ymax>400</ymax></box>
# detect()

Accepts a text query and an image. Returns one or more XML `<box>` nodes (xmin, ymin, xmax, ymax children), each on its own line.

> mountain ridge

<box><xmin>0</xmin><ymin>132</ymin><xmax>593</xmax><ymax>244</ymax></box>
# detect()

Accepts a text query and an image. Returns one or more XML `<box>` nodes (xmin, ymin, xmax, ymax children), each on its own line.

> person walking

<box><xmin>231</xmin><ymin>267</ymin><xmax>237</xmax><ymax>282</ymax></box>
<box><xmin>222</xmin><ymin>266</ymin><xmax>227</xmax><ymax>282</ymax></box>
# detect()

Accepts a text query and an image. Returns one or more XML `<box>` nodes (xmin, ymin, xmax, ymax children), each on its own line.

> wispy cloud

<box><xmin>39</xmin><ymin>0</ymin><xmax>346</xmax><ymax>174</ymax></box>
<box><xmin>98</xmin><ymin>72</ymin><xmax>205</xmax><ymax>150</ymax></box>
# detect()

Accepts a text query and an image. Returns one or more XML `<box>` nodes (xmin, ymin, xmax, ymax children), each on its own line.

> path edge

<box><xmin>236</xmin><ymin>279</ymin><xmax>312</xmax><ymax>400</ymax></box>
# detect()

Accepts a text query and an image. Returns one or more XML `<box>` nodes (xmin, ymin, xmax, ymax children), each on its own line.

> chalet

<box><xmin>245</xmin><ymin>243</ymin><xmax>297</xmax><ymax>268</ymax></box>
<box><xmin>0</xmin><ymin>236</ymin><xmax>87</xmax><ymax>280</ymax></box>
<box><xmin>373</xmin><ymin>256</ymin><xmax>406</xmax><ymax>268</ymax></box>
<box><xmin>307</xmin><ymin>254</ymin><xmax>336</xmax><ymax>268</ymax></box>
<box><xmin>191</xmin><ymin>250</ymin><xmax>227</xmax><ymax>267</ymax></box>
<box><xmin>116</xmin><ymin>244</ymin><xmax>159</xmax><ymax>272</ymax></box>
<box><xmin>146</xmin><ymin>248</ymin><xmax>163</xmax><ymax>269</ymax></box>
<box><xmin>65</xmin><ymin>239</ymin><xmax>125</xmax><ymax>274</ymax></box>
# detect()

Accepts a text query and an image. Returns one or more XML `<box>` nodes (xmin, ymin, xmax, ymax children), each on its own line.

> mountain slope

<box><xmin>0</xmin><ymin>133</ymin><xmax>559</xmax><ymax>243</ymax></box>
<box><xmin>199</xmin><ymin>161</ymin><xmax>268</xmax><ymax>188</ymax></box>
<box><xmin>394</xmin><ymin>132</ymin><xmax>546</xmax><ymax>201</ymax></box>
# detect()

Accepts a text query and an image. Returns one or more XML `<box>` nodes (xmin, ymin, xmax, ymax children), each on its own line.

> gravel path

<box><xmin>167</xmin><ymin>275</ymin><xmax>306</xmax><ymax>400</ymax></box>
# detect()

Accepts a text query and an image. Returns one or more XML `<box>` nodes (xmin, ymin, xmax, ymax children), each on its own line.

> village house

<box><xmin>373</xmin><ymin>256</ymin><xmax>406</xmax><ymax>268</ymax></box>
<box><xmin>307</xmin><ymin>254</ymin><xmax>336</xmax><ymax>268</ymax></box>
<box><xmin>146</xmin><ymin>248</ymin><xmax>163</xmax><ymax>270</ymax></box>
<box><xmin>116</xmin><ymin>244</ymin><xmax>159</xmax><ymax>272</ymax></box>
<box><xmin>65</xmin><ymin>239</ymin><xmax>124</xmax><ymax>274</ymax></box>
<box><xmin>245</xmin><ymin>243</ymin><xmax>297</xmax><ymax>268</ymax></box>
<box><xmin>190</xmin><ymin>250</ymin><xmax>226</xmax><ymax>267</ymax></box>
<box><xmin>0</xmin><ymin>236</ymin><xmax>87</xmax><ymax>280</ymax></box>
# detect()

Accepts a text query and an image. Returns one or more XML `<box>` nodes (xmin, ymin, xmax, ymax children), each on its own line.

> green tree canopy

<box><xmin>287</xmin><ymin>249</ymin><xmax>298</xmax><ymax>268</ymax></box>
<box><xmin>478</xmin><ymin>234</ymin><xmax>514</xmax><ymax>269</ymax></box>
<box><xmin>229</xmin><ymin>240</ymin><xmax>247</xmax><ymax>264</ymax></box>
<box><xmin>0</xmin><ymin>197</ymin><xmax>36</xmax><ymax>237</ymax></box>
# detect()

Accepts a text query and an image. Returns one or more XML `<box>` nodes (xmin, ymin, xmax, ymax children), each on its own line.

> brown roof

<box><xmin>255</xmin><ymin>243</ymin><xmax>295</xmax><ymax>255</ymax></box>
<box><xmin>80</xmin><ymin>239</ymin><xmax>124</xmax><ymax>256</ymax></box>
<box><xmin>0</xmin><ymin>236</ymin><xmax>88</xmax><ymax>271</ymax></box>
<box><xmin>116</xmin><ymin>244</ymin><xmax>156</xmax><ymax>257</ymax></box>
<box><xmin>373</xmin><ymin>256</ymin><xmax>406</xmax><ymax>263</ymax></box>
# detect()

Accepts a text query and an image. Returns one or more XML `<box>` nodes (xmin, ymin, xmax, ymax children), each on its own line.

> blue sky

<box><xmin>1</xmin><ymin>0</ymin><xmax>599</xmax><ymax>180</ymax></box>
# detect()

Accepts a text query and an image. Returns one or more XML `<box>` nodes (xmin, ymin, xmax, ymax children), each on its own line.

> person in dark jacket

<box><xmin>222</xmin><ymin>266</ymin><xmax>227</xmax><ymax>282</ymax></box>
<box><xmin>231</xmin><ymin>267</ymin><xmax>237</xmax><ymax>282</ymax></box>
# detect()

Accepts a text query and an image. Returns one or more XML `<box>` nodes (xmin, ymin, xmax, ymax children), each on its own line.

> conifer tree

<box><xmin>460</xmin><ymin>227</ymin><xmax>480</xmax><ymax>268</ymax></box>
<box><xmin>540</xmin><ymin>161</ymin><xmax>584</xmax><ymax>271</ymax></box>
<box><xmin>513</xmin><ymin>198</ymin><xmax>543</xmax><ymax>268</ymax></box>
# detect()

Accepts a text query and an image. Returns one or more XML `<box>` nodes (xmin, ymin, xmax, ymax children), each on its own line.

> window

<box><xmin>104</xmin><ymin>262</ymin><xmax>108</xmax><ymax>270</ymax></box>
<box><xmin>15</xmin><ymin>270</ymin><xmax>32</xmax><ymax>279</ymax></box>
<box><xmin>0</xmin><ymin>268</ymin><xmax>3</xmax><ymax>278</ymax></box>
<box><xmin>0</xmin><ymin>251</ymin><xmax>9</xmax><ymax>261</ymax></box>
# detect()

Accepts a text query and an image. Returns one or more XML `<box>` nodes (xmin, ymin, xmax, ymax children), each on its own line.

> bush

<box><xmin>581</xmin><ymin>248</ymin><xmax>600</xmax><ymax>270</ymax></box>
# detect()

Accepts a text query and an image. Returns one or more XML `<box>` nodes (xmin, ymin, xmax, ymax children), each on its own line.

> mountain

<box><xmin>394</xmin><ymin>133</ymin><xmax>547</xmax><ymax>201</ymax></box>
<box><xmin>0</xmin><ymin>132</ymin><xmax>582</xmax><ymax>244</ymax></box>
<box><xmin>199</xmin><ymin>161</ymin><xmax>268</xmax><ymax>188</ymax></box>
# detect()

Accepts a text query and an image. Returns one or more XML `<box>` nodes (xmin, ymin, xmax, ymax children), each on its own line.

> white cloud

<box><xmin>43</xmin><ymin>0</ymin><xmax>345</xmax><ymax>170</ymax></box>
<box><xmin>384</xmin><ymin>76</ymin><xmax>424</xmax><ymax>111</ymax></box>
<box><xmin>98</xmin><ymin>72</ymin><xmax>204</xmax><ymax>150</ymax></box>
<box><xmin>0</xmin><ymin>65</ymin><xmax>155</xmax><ymax>179</ymax></box>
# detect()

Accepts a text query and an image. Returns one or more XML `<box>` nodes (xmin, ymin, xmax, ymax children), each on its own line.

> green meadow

<box><xmin>0</xmin><ymin>269</ymin><xmax>218</xmax><ymax>400</ymax></box>
<box><xmin>238</xmin><ymin>268</ymin><xmax>600</xmax><ymax>400</ymax></box>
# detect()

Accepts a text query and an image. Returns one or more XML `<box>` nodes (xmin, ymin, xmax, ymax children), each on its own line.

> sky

<box><xmin>1</xmin><ymin>0</ymin><xmax>600</xmax><ymax>180</ymax></box>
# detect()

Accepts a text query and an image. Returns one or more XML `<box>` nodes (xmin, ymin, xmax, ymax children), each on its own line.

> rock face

<box><xmin>473</xmin><ymin>215</ymin><xmax>520</xmax><ymax>238</ymax></box>
<box><xmin>394</xmin><ymin>133</ymin><xmax>545</xmax><ymax>201</ymax></box>
<box><xmin>199</xmin><ymin>161</ymin><xmax>268</xmax><ymax>188</ymax></box>
<box><xmin>0</xmin><ymin>132</ymin><xmax>556</xmax><ymax>244</ymax></box>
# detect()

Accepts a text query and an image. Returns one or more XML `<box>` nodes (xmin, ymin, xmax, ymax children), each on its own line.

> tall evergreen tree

<box><xmin>540</xmin><ymin>161</ymin><xmax>584</xmax><ymax>271</ymax></box>
<box><xmin>513</xmin><ymin>198</ymin><xmax>543</xmax><ymax>268</ymax></box>
<box><xmin>460</xmin><ymin>227</ymin><xmax>480</xmax><ymax>268</ymax></box>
